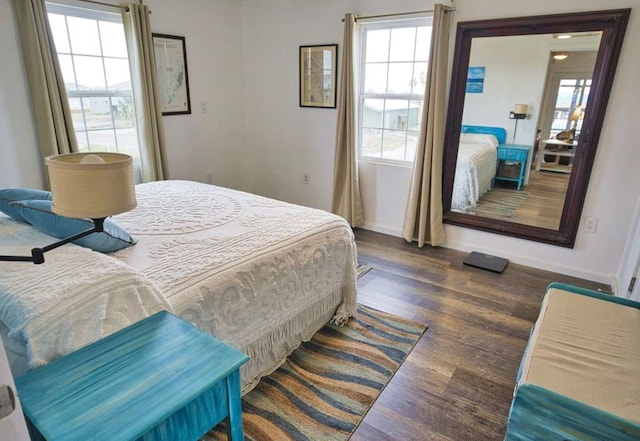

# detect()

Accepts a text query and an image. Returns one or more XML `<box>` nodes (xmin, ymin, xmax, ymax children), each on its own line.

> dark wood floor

<box><xmin>350</xmin><ymin>229</ymin><xmax>609</xmax><ymax>441</ymax></box>
<box><xmin>476</xmin><ymin>170</ymin><xmax>569</xmax><ymax>230</ymax></box>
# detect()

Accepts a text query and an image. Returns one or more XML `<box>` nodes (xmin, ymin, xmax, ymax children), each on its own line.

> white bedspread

<box><xmin>111</xmin><ymin>181</ymin><xmax>357</xmax><ymax>390</ymax></box>
<box><xmin>0</xmin><ymin>181</ymin><xmax>357</xmax><ymax>391</ymax></box>
<box><xmin>0</xmin><ymin>217</ymin><xmax>171</xmax><ymax>371</ymax></box>
<box><xmin>451</xmin><ymin>139</ymin><xmax>498</xmax><ymax>212</ymax></box>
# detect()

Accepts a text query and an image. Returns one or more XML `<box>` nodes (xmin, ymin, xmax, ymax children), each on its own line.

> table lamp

<box><xmin>0</xmin><ymin>153</ymin><xmax>136</xmax><ymax>264</ymax></box>
<box><xmin>509</xmin><ymin>104</ymin><xmax>528</xmax><ymax>144</ymax></box>
<box><xmin>569</xmin><ymin>105</ymin><xmax>584</xmax><ymax>142</ymax></box>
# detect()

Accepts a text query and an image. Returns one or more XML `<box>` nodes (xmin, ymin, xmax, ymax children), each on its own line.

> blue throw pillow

<box><xmin>9</xmin><ymin>200</ymin><xmax>136</xmax><ymax>253</ymax></box>
<box><xmin>0</xmin><ymin>188</ymin><xmax>52</xmax><ymax>222</ymax></box>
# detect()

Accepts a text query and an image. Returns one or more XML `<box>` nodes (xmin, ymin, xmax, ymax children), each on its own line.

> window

<box><xmin>46</xmin><ymin>3</ymin><xmax>141</xmax><ymax>173</ymax></box>
<box><xmin>549</xmin><ymin>78</ymin><xmax>590</xmax><ymax>139</ymax></box>
<box><xmin>358</xmin><ymin>16</ymin><xmax>432</xmax><ymax>163</ymax></box>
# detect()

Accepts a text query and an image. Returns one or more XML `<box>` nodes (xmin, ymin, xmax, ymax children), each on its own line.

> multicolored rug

<box><xmin>204</xmin><ymin>304</ymin><xmax>426</xmax><ymax>441</ymax></box>
<box><xmin>470</xmin><ymin>188</ymin><xmax>528</xmax><ymax>219</ymax></box>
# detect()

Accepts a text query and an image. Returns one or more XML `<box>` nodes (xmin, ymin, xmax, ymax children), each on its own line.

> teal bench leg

<box><xmin>225</xmin><ymin>370</ymin><xmax>244</xmax><ymax>440</ymax></box>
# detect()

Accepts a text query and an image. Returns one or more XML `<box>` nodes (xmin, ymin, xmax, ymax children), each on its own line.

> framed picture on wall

<box><xmin>299</xmin><ymin>44</ymin><xmax>338</xmax><ymax>108</ymax></box>
<box><xmin>152</xmin><ymin>33</ymin><xmax>192</xmax><ymax>115</ymax></box>
<box><xmin>466</xmin><ymin>66</ymin><xmax>485</xmax><ymax>93</ymax></box>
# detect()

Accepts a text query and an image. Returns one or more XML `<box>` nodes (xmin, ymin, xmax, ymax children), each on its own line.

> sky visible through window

<box><xmin>47</xmin><ymin>7</ymin><xmax>141</xmax><ymax>167</ymax></box>
<box><xmin>48</xmin><ymin>13</ymin><xmax>131</xmax><ymax>91</ymax></box>
<box><xmin>359</xmin><ymin>21</ymin><xmax>432</xmax><ymax>163</ymax></box>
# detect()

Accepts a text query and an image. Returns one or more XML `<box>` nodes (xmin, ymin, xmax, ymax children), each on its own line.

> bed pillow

<box><xmin>459</xmin><ymin>133</ymin><xmax>499</xmax><ymax>147</ymax></box>
<box><xmin>0</xmin><ymin>188</ymin><xmax>52</xmax><ymax>222</ymax></box>
<box><xmin>9</xmin><ymin>200</ymin><xmax>136</xmax><ymax>253</ymax></box>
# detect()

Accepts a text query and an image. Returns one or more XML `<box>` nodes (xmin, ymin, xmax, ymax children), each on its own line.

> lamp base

<box><xmin>509</xmin><ymin>111</ymin><xmax>527</xmax><ymax>120</ymax></box>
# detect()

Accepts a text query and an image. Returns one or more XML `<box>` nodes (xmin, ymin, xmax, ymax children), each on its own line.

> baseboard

<box><xmin>358</xmin><ymin>224</ymin><xmax>616</xmax><ymax>292</ymax></box>
<box><xmin>361</xmin><ymin>222</ymin><xmax>402</xmax><ymax>238</ymax></box>
<box><xmin>444</xmin><ymin>237</ymin><xmax>615</xmax><ymax>290</ymax></box>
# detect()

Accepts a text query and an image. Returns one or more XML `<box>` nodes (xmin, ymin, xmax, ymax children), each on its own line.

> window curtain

<box><xmin>121</xmin><ymin>3</ymin><xmax>169</xmax><ymax>182</ymax></box>
<box><xmin>14</xmin><ymin>0</ymin><xmax>78</xmax><ymax>167</ymax></box>
<box><xmin>331</xmin><ymin>13</ymin><xmax>364</xmax><ymax>227</ymax></box>
<box><xmin>401</xmin><ymin>4</ymin><xmax>452</xmax><ymax>247</ymax></box>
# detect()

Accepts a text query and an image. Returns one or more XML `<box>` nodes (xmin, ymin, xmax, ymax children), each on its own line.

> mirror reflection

<box><xmin>451</xmin><ymin>32</ymin><xmax>601</xmax><ymax>230</ymax></box>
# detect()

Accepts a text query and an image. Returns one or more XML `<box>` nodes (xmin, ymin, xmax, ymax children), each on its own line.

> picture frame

<box><xmin>466</xmin><ymin>66</ymin><xmax>485</xmax><ymax>93</ymax></box>
<box><xmin>152</xmin><ymin>33</ymin><xmax>191</xmax><ymax>115</ymax></box>
<box><xmin>299</xmin><ymin>44</ymin><xmax>338</xmax><ymax>108</ymax></box>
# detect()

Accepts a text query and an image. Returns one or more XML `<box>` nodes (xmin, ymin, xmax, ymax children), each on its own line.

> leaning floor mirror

<box><xmin>442</xmin><ymin>9</ymin><xmax>630</xmax><ymax>247</ymax></box>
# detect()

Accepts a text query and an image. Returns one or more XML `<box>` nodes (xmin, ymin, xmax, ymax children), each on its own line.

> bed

<box><xmin>0</xmin><ymin>180</ymin><xmax>358</xmax><ymax>393</ymax></box>
<box><xmin>451</xmin><ymin>125</ymin><xmax>505</xmax><ymax>213</ymax></box>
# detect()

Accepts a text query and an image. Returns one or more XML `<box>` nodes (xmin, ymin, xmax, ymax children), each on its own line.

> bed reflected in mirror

<box><xmin>442</xmin><ymin>9</ymin><xmax>630</xmax><ymax>247</ymax></box>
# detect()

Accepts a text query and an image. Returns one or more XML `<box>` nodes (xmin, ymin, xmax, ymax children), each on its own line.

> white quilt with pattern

<box><xmin>112</xmin><ymin>180</ymin><xmax>358</xmax><ymax>390</ymax></box>
<box><xmin>0</xmin><ymin>181</ymin><xmax>357</xmax><ymax>392</ymax></box>
<box><xmin>451</xmin><ymin>136</ymin><xmax>498</xmax><ymax>212</ymax></box>
<box><xmin>0</xmin><ymin>217</ymin><xmax>171</xmax><ymax>371</ymax></box>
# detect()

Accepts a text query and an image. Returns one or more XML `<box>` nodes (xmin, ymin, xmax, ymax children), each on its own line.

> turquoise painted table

<box><xmin>495</xmin><ymin>144</ymin><xmax>531</xmax><ymax>190</ymax></box>
<box><xmin>15</xmin><ymin>311</ymin><xmax>249</xmax><ymax>441</ymax></box>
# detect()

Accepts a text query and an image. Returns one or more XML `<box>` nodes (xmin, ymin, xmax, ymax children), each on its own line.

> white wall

<box><xmin>617</xmin><ymin>198</ymin><xmax>640</xmax><ymax>300</ymax></box>
<box><xmin>145</xmin><ymin>0</ymin><xmax>248</xmax><ymax>191</ymax></box>
<box><xmin>464</xmin><ymin>35</ymin><xmax>549</xmax><ymax>148</ymax></box>
<box><xmin>1</xmin><ymin>0</ymin><xmax>639</xmax><ymax>289</ymax></box>
<box><xmin>240</xmin><ymin>0</ymin><xmax>640</xmax><ymax>288</ymax></box>
<box><xmin>0</xmin><ymin>0</ymin><xmax>248</xmax><ymax>192</ymax></box>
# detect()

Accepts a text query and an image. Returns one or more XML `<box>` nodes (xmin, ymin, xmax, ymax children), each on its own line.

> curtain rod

<box><xmin>74</xmin><ymin>0</ymin><xmax>129</xmax><ymax>12</ymax></box>
<box><xmin>342</xmin><ymin>6</ymin><xmax>456</xmax><ymax>22</ymax></box>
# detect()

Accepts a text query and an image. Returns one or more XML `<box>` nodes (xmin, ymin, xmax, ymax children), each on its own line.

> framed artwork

<box><xmin>152</xmin><ymin>33</ymin><xmax>192</xmax><ymax>115</ymax></box>
<box><xmin>466</xmin><ymin>66</ymin><xmax>485</xmax><ymax>93</ymax></box>
<box><xmin>299</xmin><ymin>44</ymin><xmax>337</xmax><ymax>108</ymax></box>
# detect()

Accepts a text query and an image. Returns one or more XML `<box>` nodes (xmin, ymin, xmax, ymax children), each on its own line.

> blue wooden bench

<box><xmin>505</xmin><ymin>283</ymin><xmax>640</xmax><ymax>440</ymax></box>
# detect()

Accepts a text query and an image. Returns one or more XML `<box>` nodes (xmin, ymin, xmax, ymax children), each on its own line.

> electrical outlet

<box><xmin>304</xmin><ymin>173</ymin><xmax>311</xmax><ymax>184</ymax></box>
<box><xmin>200</xmin><ymin>101</ymin><xmax>208</xmax><ymax>113</ymax></box>
<box><xmin>584</xmin><ymin>216</ymin><xmax>598</xmax><ymax>233</ymax></box>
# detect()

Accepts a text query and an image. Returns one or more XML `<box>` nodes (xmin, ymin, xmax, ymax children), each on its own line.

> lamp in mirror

<box><xmin>509</xmin><ymin>104</ymin><xmax>528</xmax><ymax>144</ymax></box>
<box><xmin>509</xmin><ymin>104</ymin><xmax>529</xmax><ymax>120</ymax></box>
<box><xmin>0</xmin><ymin>153</ymin><xmax>136</xmax><ymax>264</ymax></box>
<box><xmin>556</xmin><ymin>105</ymin><xmax>585</xmax><ymax>143</ymax></box>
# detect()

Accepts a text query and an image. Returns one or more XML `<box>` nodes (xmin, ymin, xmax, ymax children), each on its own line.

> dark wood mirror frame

<box><xmin>442</xmin><ymin>9</ymin><xmax>630</xmax><ymax>247</ymax></box>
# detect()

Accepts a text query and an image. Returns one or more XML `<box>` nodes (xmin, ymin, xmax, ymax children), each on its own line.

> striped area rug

<box><xmin>205</xmin><ymin>304</ymin><xmax>426</xmax><ymax>441</ymax></box>
<box><xmin>470</xmin><ymin>188</ymin><xmax>528</xmax><ymax>219</ymax></box>
<box><xmin>356</xmin><ymin>263</ymin><xmax>373</xmax><ymax>279</ymax></box>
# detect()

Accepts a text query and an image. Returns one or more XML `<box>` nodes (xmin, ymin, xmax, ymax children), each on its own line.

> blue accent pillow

<box><xmin>0</xmin><ymin>188</ymin><xmax>52</xmax><ymax>222</ymax></box>
<box><xmin>9</xmin><ymin>200</ymin><xmax>137</xmax><ymax>253</ymax></box>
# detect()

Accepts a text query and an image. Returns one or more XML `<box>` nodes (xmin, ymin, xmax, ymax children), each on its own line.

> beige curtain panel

<box><xmin>121</xmin><ymin>3</ymin><xmax>169</xmax><ymax>182</ymax></box>
<box><xmin>402</xmin><ymin>4</ymin><xmax>452</xmax><ymax>247</ymax></box>
<box><xmin>331</xmin><ymin>13</ymin><xmax>364</xmax><ymax>227</ymax></box>
<box><xmin>14</xmin><ymin>0</ymin><xmax>78</xmax><ymax>171</ymax></box>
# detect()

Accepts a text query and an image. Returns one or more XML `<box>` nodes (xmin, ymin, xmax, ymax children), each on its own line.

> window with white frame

<box><xmin>46</xmin><ymin>3</ymin><xmax>142</xmax><ymax>173</ymax></box>
<box><xmin>358</xmin><ymin>16</ymin><xmax>432</xmax><ymax>163</ymax></box>
<box><xmin>549</xmin><ymin>78</ymin><xmax>590</xmax><ymax>139</ymax></box>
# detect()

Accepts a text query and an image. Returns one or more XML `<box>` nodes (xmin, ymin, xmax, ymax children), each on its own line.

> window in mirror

<box><xmin>549</xmin><ymin>78</ymin><xmax>590</xmax><ymax>140</ymax></box>
<box><xmin>358</xmin><ymin>16</ymin><xmax>432</xmax><ymax>163</ymax></box>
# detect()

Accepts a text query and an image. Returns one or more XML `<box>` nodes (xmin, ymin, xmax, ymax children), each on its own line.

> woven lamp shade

<box><xmin>45</xmin><ymin>153</ymin><xmax>137</xmax><ymax>219</ymax></box>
